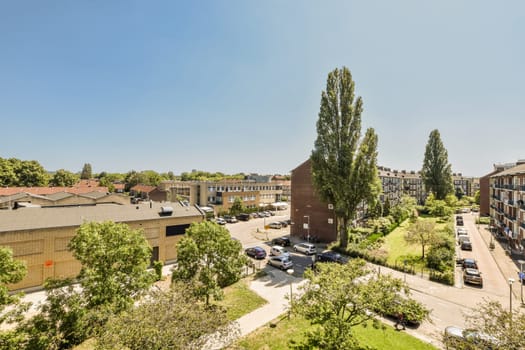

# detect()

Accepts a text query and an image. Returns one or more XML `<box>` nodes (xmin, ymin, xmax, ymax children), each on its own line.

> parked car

<box><xmin>237</xmin><ymin>213</ymin><xmax>251</xmax><ymax>221</ymax></box>
<box><xmin>272</xmin><ymin>236</ymin><xmax>291</xmax><ymax>246</ymax></box>
<box><xmin>456</xmin><ymin>228</ymin><xmax>468</xmax><ymax>236</ymax></box>
<box><xmin>245</xmin><ymin>246</ymin><xmax>267</xmax><ymax>259</ymax></box>
<box><xmin>293</xmin><ymin>242</ymin><xmax>316</xmax><ymax>255</ymax></box>
<box><xmin>461</xmin><ymin>240</ymin><xmax>473</xmax><ymax>251</ymax></box>
<box><xmin>270</xmin><ymin>245</ymin><xmax>290</xmax><ymax>257</ymax></box>
<box><xmin>462</xmin><ymin>258</ymin><xmax>478</xmax><ymax>270</ymax></box>
<box><xmin>316</xmin><ymin>251</ymin><xmax>344</xmax><ymax>263</ymax></box>
<box><xmin>458</xmin><ymin>235</ymin><xmax>470</xmax><ymax>245</ymax></box>
<box><xmin>279</xmin><ymin>220</ymin><xmax>288</xmax><ymax>228</ymax></box>
<box><xmin>268</xmin><ymin>222</ymin><xmax>282</xmax><ymax>229</ymax></box>
<box><xmin>223</xmin><ymin>215</ymin><xmax>238</xmax><ymax>223</ymax></box>
<box><xmin>443</xmin><ymin>326</ymin><xmax>497</xmax><ymax>349</ymax></box>
<box><xmin>267</xmin><ymin>255</ymin><xmax>293</xmax><ymax>270</ymax></box>
<box><xmin>215</xmin><ymin>217</ymin><xmax>227</xmax><ymax>225</ymax></box>
<box><xmin>463</xmin><ymin>268</ymin><xmax>483</xmax><ymax>287</ymax></box>
<box><xmin>456</xmin><ymin>219</ymin><xmax>464</xmax><ymax>226</ymax></box>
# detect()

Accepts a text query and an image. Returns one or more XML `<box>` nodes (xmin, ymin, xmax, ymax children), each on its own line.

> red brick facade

<box><xmin>290</xmin><ymin>159</ymin><xmax>337</xmax><ymax>243</ymax></box>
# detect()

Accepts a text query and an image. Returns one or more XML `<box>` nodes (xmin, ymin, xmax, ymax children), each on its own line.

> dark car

<box><xmin>316</xmin><ymin>251</ymin><xmax>344</xmax><ymax>263</ymax></box>
<box><xmin>245</xmin><ymin>246</ymin><xmax>267</xmax><ymax>259</ymax></box>
<box><xmin>272</xmin><ymin>236</ymin><xmax>291</xmax><ymax>247</ymax></box>
<box><xmin>461</xmin><ymin>240</ymin><xmax>472</xmax><ymax>251</ymax></box>
<box><xmin>279</xmin><ymin>221</ymin><xmax>288</xmax><ymax>228</ymax></box>
<box><xmin>462</xmin><ymin>258</ymin><xmax>478</xmax><ymax>270</ymax></box>
<box><xmin>463</xmin><ymin>268</ymin><xmax>483</xmax><ymax>287</ymax></box>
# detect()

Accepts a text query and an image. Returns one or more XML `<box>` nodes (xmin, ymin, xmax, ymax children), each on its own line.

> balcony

<box><xmin>492</xmin><ymin>195</ymin><xmax>501</xmax><ymax>201</ymax></box>
<box><xmin>521</xmin><ymin>222</ymin><xmax>525</xmax><ymax>230</ymax></box>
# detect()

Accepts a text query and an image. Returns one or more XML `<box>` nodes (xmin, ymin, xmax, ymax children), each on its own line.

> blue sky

<box><xmin>1</xmin><ymin>1</ymin><xmax>523</xmax><ymax>177</ymax></box>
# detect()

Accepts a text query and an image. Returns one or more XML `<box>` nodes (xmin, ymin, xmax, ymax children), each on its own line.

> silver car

<box><xmin>267</xmin><ymin>256</ymin><xmax>293</xmax><ymax>270</ymax></box>
<box><xmin>293</xmin><ymin>243</ymin><xmax>316</xmax><ymax>255</ymax></box>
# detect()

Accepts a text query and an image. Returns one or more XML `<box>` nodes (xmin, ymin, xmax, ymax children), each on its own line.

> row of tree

<box><xmin>310</xmin><ymin>66</ymin><xmax>455</xmax><ymax>248</ymax></box>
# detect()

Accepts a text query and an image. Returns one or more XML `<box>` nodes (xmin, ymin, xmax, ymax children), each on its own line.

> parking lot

<box><xmin>225</xmin><ymin>209</ymin><xmax>323</xmax><ymax>276</ymax></box>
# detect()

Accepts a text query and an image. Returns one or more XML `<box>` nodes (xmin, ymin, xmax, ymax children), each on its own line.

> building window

<box><xmin>328</xmin><ymin>218</ymin><xmax>334</xmax><ymax>224</ymax></box>
<box><xmin>166</xmin><ymin>224</ymin><xmax>190</xmax><ymax>237</ymax></box>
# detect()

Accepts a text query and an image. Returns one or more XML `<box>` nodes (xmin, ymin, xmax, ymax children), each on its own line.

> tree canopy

<box><xmin>421</xmin><ymin>129</ymin><xmax>453</xmax><ymax>200</ymax></box>
<box><xmin>96</xmin><ymin>282</ymin><xmax>233</xmax><ymax>350</ymax></box>
<box><xmin>292</xmin><ymin>259</ymin><xmax>422</xmax><ymax>349</ymax></box>
<box><xmin>0</xmin><ymin>247</ymin><xmax>28</xmax><ymax>326</ymax></box>
<box><xmin>311</xmin><ymin>67</ymin><xmax>381</xmax><ymax>248</ymax></box>
<box><xmin>69</xmin><ymin>221</ymin><xmax>155</xmax><ymax>312</ymax></box>
<box><xmin>49</xmin><ymin>169</ymin><xmax>79</xmax><ymax>187</ymax></box>
<box><xmin>0</xmin><ymin>157</ymin><xmax>49</xmax><ymax>187</ymax></box>
<box><xmin>404</xmin><ymin>219</ymin><xmax>438</xmax><ymax>259</ymax></box>
<box><xmin>172</xmin><ymin>221</ymin><xmax>248</xmax><ymax>305</ymax></box>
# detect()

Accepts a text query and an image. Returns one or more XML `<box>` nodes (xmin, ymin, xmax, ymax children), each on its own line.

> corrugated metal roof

<box><xmin>0</xmin><ymin>201</ymin><xmax>203</xmax><ymax>232</ymax></box>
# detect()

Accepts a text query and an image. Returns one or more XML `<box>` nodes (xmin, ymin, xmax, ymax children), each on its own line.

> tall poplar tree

<box><xmin>421</xmin><ymin>129</ymin><xmax>453</xmax><ymax>200</ymax></box>
<box><xmin>311</xmin><ymin>67</ymin><xmax>381</xmax><ymax>248</ymax></box>
<box><xmin>80</xmin><ymin>163</ymin><xmax>92</xmax><ymax>179</ymax></box>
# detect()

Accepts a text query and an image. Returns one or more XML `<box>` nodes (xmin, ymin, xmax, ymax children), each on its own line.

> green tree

<box><xmin>49</xmin><ymin>169</ymin><xmax>79</xmax><ymax>187</ymax></box>
<box><xmin>14</xmin><ymin>159</ymin><xmax>49</xmax><ymax>186</ymax></box>
<box><xmin>292</xmin><ymin>259</ymin><xmax>418</xmax><ymax>349</ymax></box>
<box><xmin>425</xmin><ymin>194</ymin><xmax>453</xmax><ymax>217</ymax></box>
<box><xmin>0</xmin><ymin>157</ymin><xmax>17</xmax><ymax>186</ymax></box>
<box><xmin>0</xmin><ymin>247</ymin><xmax>28</xmax><ymax>327</ymax></box>
<box><xmin>390</xmin><ymin>195</ymin><xmax>417</xmax><ymax>223</ymax></box>
<box><xmin>69</xmin><ymin>221</ymin><xmax>155</xmax><ymax>312</ymax></box>
<box><xmin>18</xmin><ymin>278</ymin><xmax>92</xmax><ymax>350</ymax></box>
<box><xmin>229</xmin><ymin>197</ymin><xmax>244</xmax><ymax>216</ymax></box>
<box><xmin>172</xmin><ymin>221</ymin><xmax>248</xmax><ymax>305</ymax></box>
<box><xmin>421</xmin><ymin>129</ymin><xmax>453</xmax><ymax>200</ymax></box>
<box><xmin>96</xmin><ymin>283</ymin><xmax>233</xmax><ymax>350</ymax></box>
<box><xmin>311</xmin><ymin>67</ymin><xmax>381</xmax><ymax>248</ymax></box>
<box><xmin>474</xmin><ymin>190</ymin><xmax>480</xmax><ymax>205</ymax></box>
<box><xmin>80</xmin><ymin>163</ymin><xmax>92</xmax><ymax>179</ymax></box>
<box><xmin>18</xmin><ymin>222</ymin><xmax>154</xmax><ymax>349</ymax></box>
<box><xmin>404</xmin><ymin>220</ymin><xmax>438</xmax><ymax>259</ymax></box>
<box><xmin>460</xmin><ymin>300</ymin><xmax>525</xmax><ymax>349</ymax></box>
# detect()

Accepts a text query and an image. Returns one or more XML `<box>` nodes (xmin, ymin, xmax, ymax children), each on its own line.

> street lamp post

<box><xmin>518</xmin><ymin>260</ymin><xmax>525</xmax><ymax>306</ymax></box>
<box><xmin>287</xmin><ymin>268</ymin><xmax>294</xmax><ymax>319</ymax></box>
<box><xmin>509</xmin><ymin>277</ymin><xmax>515</xmax><ymax>327</ymax></box>
<box><xmin>304</xmin><ymin>215</ymin><xmax>310</xmax><ymax>242</ymax></box>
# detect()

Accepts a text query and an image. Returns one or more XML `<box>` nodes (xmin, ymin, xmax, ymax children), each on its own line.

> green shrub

<box><xmin>153</xmin><ymin>260</ymin><xmax>164</xmax><ymax>281</ymax></box>
<box><xmin>429</xmin><ymin>270</ymin><xmax>454</xmax><ymax>285</ymax></box>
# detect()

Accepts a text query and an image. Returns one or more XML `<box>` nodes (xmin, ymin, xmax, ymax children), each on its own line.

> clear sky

<box><xmin>1</xmin><ymin>1</ymin><xmax>523</xmax><ymax>177</ymax></box>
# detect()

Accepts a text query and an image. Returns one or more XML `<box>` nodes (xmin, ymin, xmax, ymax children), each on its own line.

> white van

<box><xmin>270</xmin><ymin>245</ymin><xmax>290</xmax><ymax>257</ymax></box>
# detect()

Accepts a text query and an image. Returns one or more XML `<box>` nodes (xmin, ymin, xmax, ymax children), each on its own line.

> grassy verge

<box><xmin>229</xmin><ymin>315</ymin><xmax>437</xmax><ymax>350</ymax></box>
<box><xmin>217</xmin><ymin>277</ymin><xmax>268</xmax><ymax>321</ymax></box>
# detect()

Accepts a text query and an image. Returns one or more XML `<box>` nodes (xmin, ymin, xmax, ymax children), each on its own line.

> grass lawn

<box><xmin>217</xmin><ymin>277</ymin><xmax>268</xmax><ymax>321</ymax></box>
<box><xmin>381</xmin><ymin>217</ymin><xmax>450</xmax><ymax>269</ymax></box>
<box><xmin>229</xmin><ymin>315</ymin><xmax>437</xmax><ymax>350</ymax></box>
